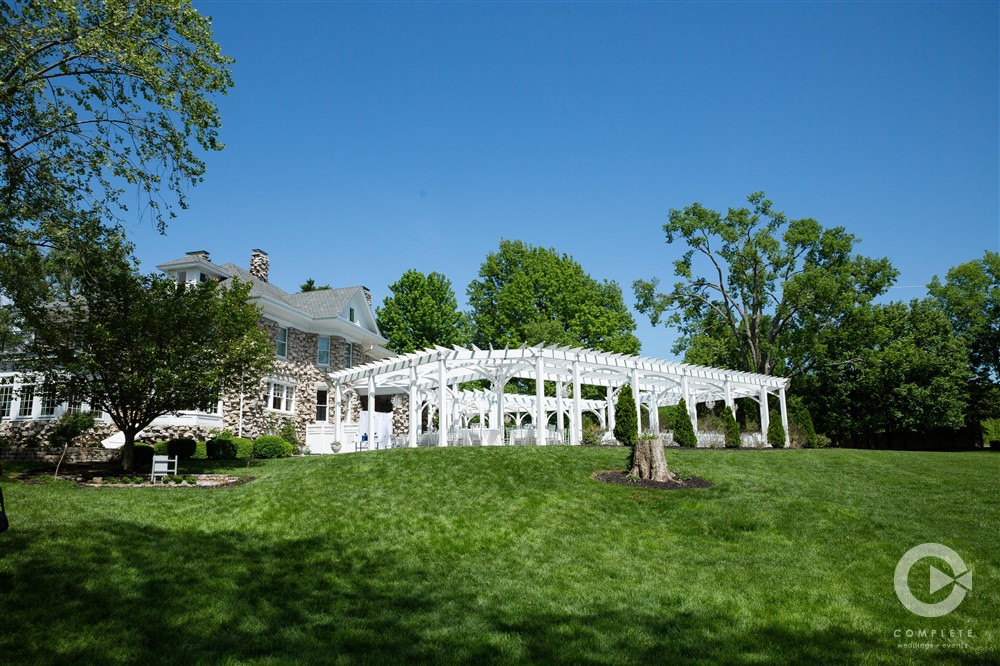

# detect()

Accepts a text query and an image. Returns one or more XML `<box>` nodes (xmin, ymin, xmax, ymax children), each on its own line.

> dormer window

<box><xmin>349</xmin><ymin>307</ymin><xmax>355</xmax><ymax>323</ymax></box>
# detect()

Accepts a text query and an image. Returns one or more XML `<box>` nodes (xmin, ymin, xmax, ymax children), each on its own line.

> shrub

<box><xmin>133</xmin><ymin>444</ymin><xmax>155</xmax><ymax>469</ymax></box>
<box><xmin>672</xmin><ymin>399</ymin><xmax>698</xmax><ymax>448</ymax></box>
<box><xmin>789</xmin><ymin>397</ymin><xmax>819</xmax><ymax>448</ymax></box>
<box><xmin>48</xmin><ymin>411</ymin><xmax>96</xmax><ymax>447</ymax></box>
<box><xmin>613</xmin><ymin>385</ymin><xmax>638</xmax><ymax>447</ymax></box>
<box><xmin>207</xmin><ymin>438</ymin><xmax>237</xmax><ymax>460</ymax></box>
<box><xmin>232</xmin><ymin>437</ymin><xmax>254</xmax><ymax>459</ymax></box>
<box><xmin>193</xmin><ymin>440</ymin><xmax>208</xmax><ymax>460</ymax></box>
<box><xmin>153</xmin><ymin>441</ymin><xmax>169</xmax><ymax>455</ymax></box>
<box><xmin>254</xmin><ymin>435</ymin><xmax>291</xmax><ymax>459</ymax></box>
<box><xmin>768</xmin><ymin>411</ymin><xmax>786</xmax><ymax>448</ymax></box>
<box><xmin>167</xmin><ymin>438</ymin><xmax>197</xmax><ymax>459</ymax></box>
<box><xmin>722</xmin><ymin>405</ymin><xmax>741</xmax><ymax>449</ymax></box>
<box><xmin>982</xmin><ymin>418</ymin><xmax>1000</xmax><ymax>448</ymax></box>
<box><xmin>185</xmin><ymin>475</ymin><xmax>197</xmax><ymax>484</ymax></box>
<box><xmin>581</xmin><ymin>423</ymin><xmax>603</xmax><ymax>447</ymax></box>
<box><xmin>279</xmin><ymin>418</ymin><xmax>299</xmax><ymax>447</ymax></box>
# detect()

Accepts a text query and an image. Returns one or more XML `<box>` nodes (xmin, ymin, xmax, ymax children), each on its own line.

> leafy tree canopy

<box><xmin>0</xmin><ymin>0</ymin><xmax>233</xmax><ymax>251</ymax></box>
<box><xmin>928</xmin><ymin>250</ymin><xmax>1000</xmax><ymax>384</ymax></box>
<box><xmin>9</xmin><ymin>239</ymin><xmax>273</xmax><ymax>470</ymax></box>
<box><xmin>376</xmin><ymin>270</ymin><xmax>469</xmax><ymax>354</ymax></box>
<box><xmin>299</xmin><ymin>278</ymin><xmax>331</xmax><ymax>293</ymax></box>
<box><xmin>796</xmin><ymin>299</ymin><xmax>971</xmax><ymax>439</ymax></box>
<box><xmin>633</xmin><ymin>192</ymin><xmax>897</xmax><ymax>375</ymax></box>
<box><xmin>469</xmin><ymin>240</ymin><xmax>640</xmax><ymax>354</ymax></box>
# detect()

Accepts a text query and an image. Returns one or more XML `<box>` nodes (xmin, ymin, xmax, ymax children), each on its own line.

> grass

<box><xmin>0</xmin><ymin>447</ymin><xmax>997</xmax><ymax>664</ymax></box>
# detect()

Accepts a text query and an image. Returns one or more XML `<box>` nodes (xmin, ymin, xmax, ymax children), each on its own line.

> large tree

<box><xmin>12</xmin><ymin>243</ymin><xmax>273</xmax><ymax>470</ymax></box>
<box><xmin>0</xmin><ymin>0</ymin><xmax>233</xmax><ymax>251</ymax></box>
<box><xmin>468</xmin><ymin>240</ymin><xmax>640</xmax><ymax>354</ymax></box>
<box><xmin>376</xmin><ymin>270</ymin><xmax>469</xmax><ymax>354</ymax></box>
<box><xmin>796</xmin><ymin>299</ymin><xmax>971</xmax><ymax>441</ymax></box>
<box><xmin>633</xmin><ymin>192</ymin><xmax>897</xmax><ymax>376</ymax></box>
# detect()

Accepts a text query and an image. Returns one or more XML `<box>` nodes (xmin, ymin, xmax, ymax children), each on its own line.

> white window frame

<box><xmin>18</xmin><ymin>385</ymin><xmax>35</xmax><ymax>418</ymax></box>
<box><xmin>266</xmin><ymin>380</ymin><xmax>295</xmax><ymax>413</ymax></box>
<box><xmin>317</xmin><ymin>336</ymin><xmax>330</xmax><ymax>366</ymax></box>
<box><xmin>0</xmin><ymin>383</ymin><xmax>13</xmax><ymax>419</ymax></box>
<box><xmin>345</xmin><ymin>342</ymin><xmax>353</xmax><ymax>368</ymax></box>
<box><xmin>276</xmin><ymin>327</ymin><xmax>288</xmax><ymax>358</ymax></box>
<box><xmin>349</xmin><ymin>307</ymin><xmax>355</xmax><ymax>323</ymax></box>
<box><xmin>40</xmin><ymin>392</ymin><xmax>58</xmax><ymax>418</ymax></box>
<box><xmin>315</xmin><ymin>389</ymin><xmax>328</xmax><ymax>422</ymax></box>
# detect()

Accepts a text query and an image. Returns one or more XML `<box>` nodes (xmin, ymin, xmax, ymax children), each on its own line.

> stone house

<box><xmin>0</xmin><ymin>249</ymin><xmax>396</xmax><ymax>448</ymax></box>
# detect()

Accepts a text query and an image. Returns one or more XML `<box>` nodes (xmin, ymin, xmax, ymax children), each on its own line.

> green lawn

<box><xmin>0</xmin><ymin>447</ymin><xmax>997</xmax><ymax>664</ymax></box>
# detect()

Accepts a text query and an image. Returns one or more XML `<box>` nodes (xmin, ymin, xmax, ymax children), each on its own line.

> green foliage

<box><xmin>613</xmin><ymin>385</ymin><xmax>638</xmax><ymax>446</ymax></box>
<box><xmin>768</xmin><ymin>411</ymin><xmax>786</xmax><ymax>448</ymax></box>
<box><xmin>376</xmin><ymin>270</ymin><xmax>469</xmax><ymax>353</ymax></box>
<box><xmin>982</xmin><ymin>419</ymin><xmax>1000</xmax><ymax>447</ymax></box>
<box><xmin>788</xmin><ymin>397</ymin><xmax>819</xmax><ymax>448</ymax></box>
<box><xmin>185</xmin><ymin>476</ymin><xmax>197</xmax><ymax>485</ymax></box>
<box><xmin>581</xmin><ymin>423</ymin><xmax>604</xmax><ymax>447</ymax></box>
<box><xmin>672</xmin><ymin>399</ymin><xmax>698</xmax><ymax>448</ymax></box>
<box><xmin>298</xmin><ymin>279</ymin><xmax>330</xmax><ymax>293</ymax></box>
<box><xmin>0</xmin><ymin>0</ymin><xmax>233</xmax><ymax>251</ymax></box>
<box><xmin>7</xmin><ymin>242</ymin><xmax>274</xmax><ymax>470</ymax></box>
<box><xmin>154</xmin><ymin>441</ymin><xmax>169</xmax><ymax>455</ymax></box>
<box><xmin>194</xmin><ymin>441</ymin><xmax>208</xmax><ymax>460</ymax></box>
<box><xmin>468</xmin><ymin>240</ymin><xmax>640</xmax><ymax>354</ymax></box>
<box><xmin>253</xmin><ymin>435</ymin><xmax>291</xmax><ymax>459</ymax></box>
<box><xmin>47</xmin><ymin>411</ymin><xmax>96</xmax><ymax>448</ymax></box>
<box><xmin>231</xmin><ymin>437</ymin><xmax>254</xmax><ymax>459</ymax></box>
<box><xmin>207</xmin><ymin>438</ymin><xmax>237</xmax><ymax>460</ymax></box>
<box><xmin>928</xmin><ymin>251</ymin><xmax>1000</xmax><ymax>384</ymax></box>
<box><xmin>722</xmin><ymin>406</ymin><xmax>741</xmax><ymax>449</ymax></box>
<box><xmin>798</xmin><ymin>300</ymin><xmax>971</xmax><ymax>439</ymax></box>
<box><xmin>278</xmin><ymin>419</ymin><xmax>299</xmax><ymax>447</ymax></box>
<box><xmin>167</xmin><ymin>438</ymin><xmax>197</xmax><ymax>460</ymax></box>
<box><xmin>133</xmin><ymin>444</ymin><xmax>154</xmax><ymax>469</ymax></box>
<box><xmin>633</xmin><ymin>192</ymin><xmax>897</xmax><ymax>375</ymax></box>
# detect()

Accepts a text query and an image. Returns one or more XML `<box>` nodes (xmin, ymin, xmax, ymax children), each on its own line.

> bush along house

<box><xmin>0</xmin><ymin>249</ymin><xmax>395</xmax><ymax>450</ymax></box>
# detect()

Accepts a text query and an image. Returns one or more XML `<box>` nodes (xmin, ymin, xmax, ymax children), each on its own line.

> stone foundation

<box><xmin>1</xmin><ymin>446</ymin><xmax>119</xmax><ymax>464</ymax></box>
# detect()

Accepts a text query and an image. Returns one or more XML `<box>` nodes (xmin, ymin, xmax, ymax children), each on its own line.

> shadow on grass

<box><xmin>0</xmin><ymin>520</ymin><xmax>945</xmax><ymax>665</ymax></box>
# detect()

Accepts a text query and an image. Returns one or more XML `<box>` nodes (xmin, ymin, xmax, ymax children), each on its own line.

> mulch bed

<box><xmin>593</xmin><ymin>470</ymin><xmax>713</xmax><ymax>491</ymax></box>
<box><xmin>13</xmin><ymin>463</ymin><xmax>254</xmax><ymax>489</ymax></box>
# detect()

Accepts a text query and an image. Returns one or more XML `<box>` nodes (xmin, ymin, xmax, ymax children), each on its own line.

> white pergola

<box><xmin>326</xmin><ymin>345</ymin><xmax>791</xmax><ymax>448</ymax></box>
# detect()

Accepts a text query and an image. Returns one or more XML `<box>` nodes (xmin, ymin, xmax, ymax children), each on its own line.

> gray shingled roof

<box><xmin>286</xmin><ymin>287</ymin><xmax>362</xmax><ymax>318</ymax></box>
<box><xmin>156</xmin><ymin>255</ymin><xmax>230</xmax><ymax>275</ymax></box>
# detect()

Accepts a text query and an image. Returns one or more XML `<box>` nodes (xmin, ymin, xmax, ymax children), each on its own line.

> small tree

<box><xmin>768</xmin><ymin>411</ymin><xmax>786</xmax><ymax>448</ymax></box>
<box><xmin>613</xmin><ymin>385</ymin><xmax>637</xmax><ymax>446</ymax></box>
<box><xmin>722</xmin><ymin>405</ymin><xmax>741</xmax><ymax>449</ymax></box>
<box><xmin>672</xmin><ymin>399</ymin><xmax>698</xmax><ymax>448</ymax></box>
<box><xmin>16</xmin><ymin>250</ymin><xmax>274</xmax><ymax>471</ymax></box>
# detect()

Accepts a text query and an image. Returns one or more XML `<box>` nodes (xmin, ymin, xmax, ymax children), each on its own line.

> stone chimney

<box><xmin>250</xmin><ymin>249</ymin><xmax>270</xmax><ymax>282</ymax></box>
<box><xmin>362</xmin><ymin>286</ymin><xmax>372</xmax><ymax>308</ymax></box>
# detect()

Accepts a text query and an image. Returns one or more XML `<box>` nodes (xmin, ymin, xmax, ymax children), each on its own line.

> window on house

<box><xmin>317</xmin><ymin>336</ymin><xmax>330</xmax><ymax>366</ymax></box>
<box><xmin>266</xmin><ymin>381</ymin><xmax>295</xmax><ymax>413</ymax></box>
<box><xmin>177</xmin><ymin>270</ymin><xmax>187</xmax><ymax>283</ymax></box>
<box><xmin>18</xmin><ymin>385</ymin><xmax>34</xmax><ymax>417</ymax></box>
<box><xmin>316</xmin><ymin>389</ymin><xmax>328</xmax><ymax>422</ymax></box>
<box><xmin>0</xmin><ymin>384</ymin><xmax>12</xmax><ymax>419</ymax></box>
<box><xmin>66</xmin><ymin>399</ymin><xmax>81</xmax><ymax>414</ymax></box>
<box><xmin>349</xmin><ymin>307</ymin><xmax>355</xmax><ymax>323</ymax></box>
<box><xmin>199</xmin><ymin>273</ymin><xmax>207</xmax><ymax>282</ymax></box>
<box><xmin>345</xmin><ymin>342</ymin><xmax>353</xmax><ymax>368</ymax></box>
<box><xmin>276</xmin><ymin>327</ymin><xmax>288</xmax><ymax>358</ymax></box>
<box><xmin>40</xmin><ymin>393</ymin><xmax>58</xmax><ymax>417</ymax></box>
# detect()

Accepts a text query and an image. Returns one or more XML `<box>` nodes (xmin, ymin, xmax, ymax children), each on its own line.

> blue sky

<box><xmin>128</xmin><ymin>0</ymin><xmax>999</xmax><ymax>360</ymax></box>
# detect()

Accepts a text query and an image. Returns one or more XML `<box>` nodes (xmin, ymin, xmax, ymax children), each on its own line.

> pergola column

<box><xmin>438</xmin><ymin>358</ymin><xmax>448</xmax><ymax>447</ymax></box>
<box><xmin>681</xmin><ymin>374</ymin><xmax>697</xmax><ymax>435</ymax></box>
<box><xmin>630</xmin><ymin>368</ymin><xmax>640</xmax><ymax>433</ymax></box>
<box><xmin>367</xmin><ymin>374</ymin><xmax>376</xmax><ymax>447</ymax></box>
<box><xmin>759</xmin><ymin>385</ymin><xmax>770</xmax><ymax>445</ymax></box>
<box><xmin>571</xmin><ymin>358</ymin><xmax>582</xmax><ymax>445</ymax></box>
<box><xmin>495</xmin><ymin>378</ymin><xmax>506</xmax><ymax>445</ymax></box>
<box><xmin>535</xmin><ymin>354</ymin><xmax>546</xmax><ymax>446</ymax></box>
<box><xmin>779</xmin><ymin>386</ymin><xmax>790</xmax><ymax>448</ymax></box>
<box><xmin>606</xmin><ymin>385</ymin><xmax>616</xmax><ymax>436</ymax></box>
<box><xmin>334</xmin><ymin>381</ymin><xmax>343</xmax><ymax>443</ymax></box>
<box><xmin>556</xmin><ymin>380</ymin><xmax>565</xmax><ymax>443</ymax></box>
<box><xmin>408</xmin><ymin>367</ymin><xmax>418</xmax><ymax>448</ymax></box>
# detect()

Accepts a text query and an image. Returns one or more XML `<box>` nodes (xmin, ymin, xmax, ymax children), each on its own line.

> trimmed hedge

<box><xmin>253</xmin><ymin>435</ymin><xmax>293</xmax><ymax>459</ymax></box>
<box><xmin>613</xmin><ymin>385</ymin><xmax>638</xmax><ymax>447</ymax></box>
<box><xmin>232</xmin><ymin>437</ymin><xmax>254</xmax><ymax>459</ymax></box>
<box><xmin>768</xmin><ymin>411</ymin><xmax>786</xmax><ymax>448</ymax></box>
<box><xmin>673</xmin><ymin>399</ymin><xmax>698</xmax><ymax>448</ymax></box>
<box><xmin>194</xmin><ymin>441</ymin><xmax>207</xmax><ymax>460</ymax></box>
<box><xmin>722</xmin><ymin>405</ymin><xmax>741</xmax><ymax>449</ymax></box>
<box><xmin>207</xmin><ymin>438</ymin><xmax>237</xmax><ymax>460</ymax></box>
<box><xmin>167</xmin><ymin>438</ymin><xmax>197</xmax><ymax>459</ymax></box>
<box><xmin>133</xmin><ymin>443</ymin><xmax>155</xmax><ymax>469</ymax></box>
<box><xmin>154</xmin><ymin>441</ymin><xmax>169</xmax><ymax>455</ymax></box>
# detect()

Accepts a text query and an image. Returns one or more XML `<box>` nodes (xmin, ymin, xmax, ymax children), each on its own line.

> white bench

<box><xmin>150</xmin><ymin>455</ymin><xmax>179</xmax><ymax>482</ymax></box>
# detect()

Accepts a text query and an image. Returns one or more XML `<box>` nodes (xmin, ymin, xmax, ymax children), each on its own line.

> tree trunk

<box><xmin>628</xmin><ymin>436</ymin><xmax>676</xmax><ymax>482</ymax></box>
<box><xmin>121</xmin><ymin>431</ymin><xmax>137</xmax><ymax>472</ymax></box>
